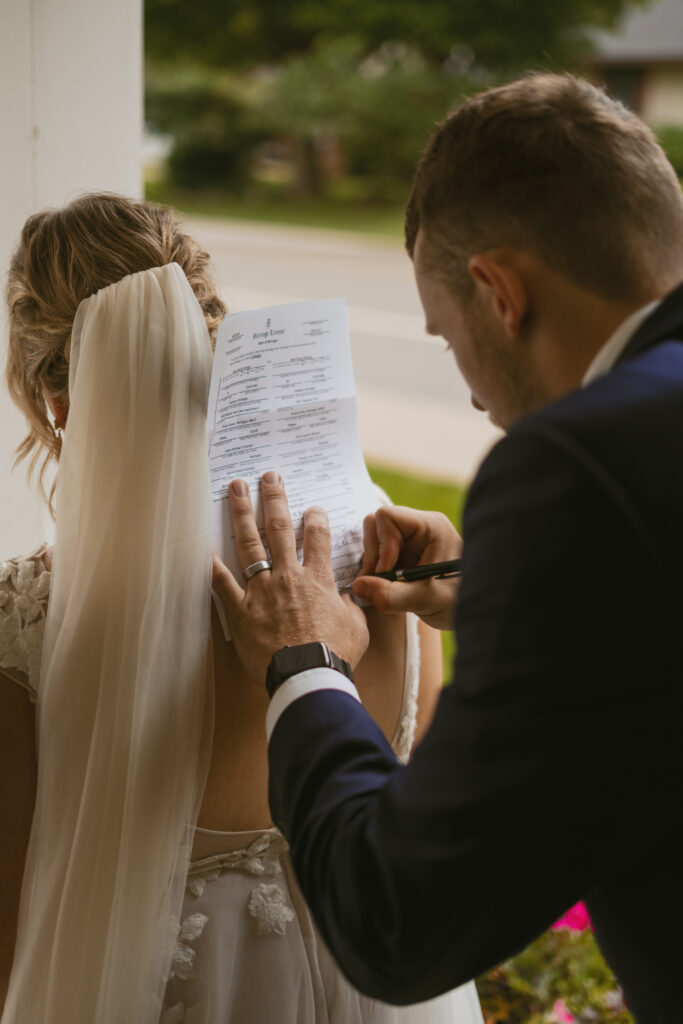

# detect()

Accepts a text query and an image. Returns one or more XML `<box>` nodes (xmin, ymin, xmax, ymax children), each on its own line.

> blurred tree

<box><xmin>146</xmin><ymin>0</ymin><xmax>650</xmax><ymax>76</ymax></box>
<box><xmin>291</xmin><ymin>0</ymin><xmax>651</xmax><ymax>74</ymax></box>
<box><xmin>146</xmin><ymin>70</ymin><xmax>268</xmax><ymax>188</ymax></box>
<box><xmin>259</xmin><ymin>38</ymin><xmax>470</xmax><ymax>196</ymax></box>
<box><xmin>145</xmin><ymin>0</ymin><xmax>653</xmax><ymax>198</ymax></box>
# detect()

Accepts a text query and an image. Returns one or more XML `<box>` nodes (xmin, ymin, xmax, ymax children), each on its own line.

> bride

<box><xmin>0</xmin><ymin>192</ymin><xmax>483</xmax><ymax>1024</ymax></box>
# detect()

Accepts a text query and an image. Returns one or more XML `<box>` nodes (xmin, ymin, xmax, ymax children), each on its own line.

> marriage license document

<box><xmin>207</xmin><ymin>297</ymin><xmax>381</xmax><ymax>598</ymax></box>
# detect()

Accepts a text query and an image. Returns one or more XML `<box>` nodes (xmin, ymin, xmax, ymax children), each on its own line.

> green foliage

<box><xmin>289</xmin><ymin>0</ymin><xmax>648</xmax><ymax>71</ymax></box>
<box><xmin>477</xmin><ymin>928</ymin><xmax>634</xmax><ymax>1023</ymax></box>
<box><xmin>145</xmin><ymin>0</ymin><xmax>313</xmax><ymax>69</ymax></box>
<box><xmin>257</xmin><ymin>37</ymin><xmax>362</xmax><ymax>141</ymax></box>
<box><xmin>342</xmin><ymin>44</ymin><xmax>470</xmax><ymax>180</ymax></box>
<box><xmin>146</xmin><ymin>71</ymin><xmax>269</xmax><ymax>188</ymax></box>
<box><xmin>256</xmin><ymin>37</ymin><xmax>470</xmax><ymax>191</ymax></box>
<box><xmin>145</xmin><ymin>0</ymin><xmax>649</xmax><ymax>76</ymax></box>
<box><xmin>655</xmin><ymin>124</ymin><xmax>683</xmax><ymax>177</ymax></box>
<box><xmin>145</xmin><ymin>0</ymin><xmax>651</xmax><ymax>198</ymax></box>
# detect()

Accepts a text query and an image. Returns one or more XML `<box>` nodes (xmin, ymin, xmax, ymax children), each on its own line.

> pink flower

<box><xmin>553</xmin><ymin>999</ymin><xmax>576</xmax><ymax>1023</ymax></box>
<box><xmin>552</xmin><ymin>901</ymin><xmax>593</xmax><ymax>932</ymax></box>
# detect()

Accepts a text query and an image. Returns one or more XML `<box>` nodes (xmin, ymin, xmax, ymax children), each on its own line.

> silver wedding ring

<box><xmin>242</xmin><ymin>559</ymin><xmax>272</xmax><ymax>583</ymax></box>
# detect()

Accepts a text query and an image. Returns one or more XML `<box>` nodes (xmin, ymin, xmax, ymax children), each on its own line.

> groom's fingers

<box><xmin>352</xmin><ymin>575</ymin><xmax>442</xmax><ymax>617</ymax></box>
<box><xmin>228</xmin><ymin>479</ymin><xmax>269</xmax><ymax>570</ymax></box>
<box><xmin>260</xmin><ymin>472</ymin><xmax>299</xmax><ymax>568</ymax></box>
<box><xmin>212</xmin><ymin>553</ymin><xmax>244</xmax><ymax>612</ymax></box>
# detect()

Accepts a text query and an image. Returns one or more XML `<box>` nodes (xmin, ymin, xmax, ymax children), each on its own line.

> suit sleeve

<box><xmin>268</xmin><ymin>425</ymin><xmax>676</xmax><ymax>1004</ymax></box>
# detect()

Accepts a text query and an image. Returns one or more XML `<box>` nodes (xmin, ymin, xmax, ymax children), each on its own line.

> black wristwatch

<box><xmin>265</xmin><ymin>642</ymin><xmax>354</xmax><ymax>699</ymax></box>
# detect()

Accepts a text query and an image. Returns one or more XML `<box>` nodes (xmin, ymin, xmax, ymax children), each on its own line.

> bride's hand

<box><xmin>211</xmin><ymin>473</ymin><xmax>369</xmax><ymax>683</ymax></box>
<box><xmin>351</xmin><ymin>505</ymin><xmax>463</xmax><ymax>631</ymax></box>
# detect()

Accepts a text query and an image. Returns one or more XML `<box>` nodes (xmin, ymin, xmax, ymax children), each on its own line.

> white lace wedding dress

<box><xmin>0</xmin><ymin>545</ymin><xmax>484</xmax><ymax>1024</ymax></box>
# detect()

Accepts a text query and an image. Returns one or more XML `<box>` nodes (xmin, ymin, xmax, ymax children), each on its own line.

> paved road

<box><xmin>186</xmin><ymin>216</ymin><xmax>502</xmax><ymax>482</ymax></box>
<box><xmin>1</xmin><ymin>216</ymin><xmax>502</xmax><ymax>557</ymax></box>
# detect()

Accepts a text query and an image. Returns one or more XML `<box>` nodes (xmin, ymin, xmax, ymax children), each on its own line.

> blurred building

<box><xmin>590</xmin><ymin>0</ymin><xmax>683</xmax><ymax>125</ymax></box>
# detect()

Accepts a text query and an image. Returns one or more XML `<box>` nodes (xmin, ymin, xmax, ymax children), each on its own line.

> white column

<box><xmin>0</xmin><ymin>0</ymin><xmax>142</xmax><ymax>556</ymax></box>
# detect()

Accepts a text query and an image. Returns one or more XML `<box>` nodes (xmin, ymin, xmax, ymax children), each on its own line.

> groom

<box><xmin>213</xmin><ymin>74</ymin><xmax>683</xmax><ymax>1021</ymax></box>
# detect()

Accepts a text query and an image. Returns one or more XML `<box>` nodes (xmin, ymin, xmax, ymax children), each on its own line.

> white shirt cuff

<box><xmin>265</xmin><ymin>667</ymin><xmax>361</xmax><ymax>742</ymax></box>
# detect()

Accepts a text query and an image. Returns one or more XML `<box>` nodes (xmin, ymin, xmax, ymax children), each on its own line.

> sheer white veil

<box><xmin>2</xmin><ymin>263</ymin><xmax>215</xmax><ymax>1023</ymax></box>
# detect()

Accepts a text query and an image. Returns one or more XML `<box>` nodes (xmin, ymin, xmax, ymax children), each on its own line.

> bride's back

<box><xmin>200</xmin><ymin>602</ymin><xmax>413</xmax><ymax>832</ymax></box>
<box><xmin>0</xmin><ymin>547</ymin><xmax>430</xmax><ymax>835</ymax></box>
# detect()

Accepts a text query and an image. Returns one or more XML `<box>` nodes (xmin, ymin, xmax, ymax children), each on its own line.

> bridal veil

<box><xmin>2</xmin><ymin>263</ymin><xmax>215</xmax><ymax>1023</ymax></box>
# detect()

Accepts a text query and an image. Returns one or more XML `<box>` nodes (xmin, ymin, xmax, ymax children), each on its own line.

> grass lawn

<box><xmin>145</xmin><ymin>181</ymin><xmax>406</xmax><ymax>239</ymax></box>
<box><xmin>367</xmin><ymin>462</ymin><xmax>465</xmax><ymax>678</ymax></box>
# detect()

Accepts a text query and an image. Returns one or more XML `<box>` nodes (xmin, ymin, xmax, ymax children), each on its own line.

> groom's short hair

<box><xmin>406</xmin><ymin>73</ymin><xmax>683</xmax><ymax>302</ymax></box>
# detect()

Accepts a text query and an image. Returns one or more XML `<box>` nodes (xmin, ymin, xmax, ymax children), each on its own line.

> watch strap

<box><xmin>265</xmin><ymin>642</ymin><xmax>353</xmax><ymax>699</ymax></box>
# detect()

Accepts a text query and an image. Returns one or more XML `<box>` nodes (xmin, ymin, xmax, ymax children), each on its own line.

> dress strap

<box><xmin>390</xmin><ymin>612</ymin><xmax>420</xmax><ymax>764</ymax></box>
<box><xmin>368</xmin><ymin>483</ymin><xmax>421</xmax><ymax>764</ymax></box>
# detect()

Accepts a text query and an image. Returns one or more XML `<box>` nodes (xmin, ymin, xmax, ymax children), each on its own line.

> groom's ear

<box><xmin>468</xmin><ymin>251</ymin><xmax>529</xmax><ymax>341</ymax></box>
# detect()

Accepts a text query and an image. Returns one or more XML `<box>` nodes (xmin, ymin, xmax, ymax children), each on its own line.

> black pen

<box><xmin>343</xmin><ymin>558</ymin><xmax>462</xmax><ymax>589</ymax></box>
<box><xmin>373</xmin><ymin>558</ymin><xmax>462</xmax><ymax>582</ymax></box>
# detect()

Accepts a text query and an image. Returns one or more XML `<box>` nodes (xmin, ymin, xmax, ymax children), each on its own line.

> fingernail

<box><xmin>231</xmin><ymin>479</ymin><xmax>246</xmax><ymax>497</ymax></box>
<box><xmin>263</xmin><ymin>471</ymin><xmax>280</xmax><ymax>485</ymax></box>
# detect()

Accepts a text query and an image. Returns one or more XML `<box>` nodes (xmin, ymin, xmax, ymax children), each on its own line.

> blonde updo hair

<box><xmin>6</xmin><ymin>192</ymin><xmax>227</xmax><ymax>511</ymax></box>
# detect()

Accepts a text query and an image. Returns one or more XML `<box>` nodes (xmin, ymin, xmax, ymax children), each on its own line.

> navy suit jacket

<box><xmin>268</xmin><ymin>283</ymin><xmax>683</xmax><ymax>1023</ymax></box>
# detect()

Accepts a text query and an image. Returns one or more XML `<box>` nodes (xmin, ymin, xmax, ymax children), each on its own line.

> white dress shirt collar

<box><xmin>581</xmin><ymin>298</ymin><xmax>661</xmax><ymax>387</ymax></box>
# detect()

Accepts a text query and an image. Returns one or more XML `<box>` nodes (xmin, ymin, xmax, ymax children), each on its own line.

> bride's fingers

<box><xmin>302</xmin><ymin>507</ymin><xmax>333</xmax><ymax>576</ymax></box>
<box><xmin>228</xmin><ymin>479</ymin><xmax>269</xmax><ymax>570</ymax></box>
<box><xmin>212</xmin><ymin>553</ymin><xmax>244</xmax><ymax>612</ymax></box>
<box><xmin>359</xmin><ymin>513</ymin><xmax>379</xmax><ymax>577</ymax></box>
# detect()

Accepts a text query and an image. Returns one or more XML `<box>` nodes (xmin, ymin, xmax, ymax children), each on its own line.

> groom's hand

<box><xmin>352</xmin><ymin>505</ymin><xmax>463</xmax><ymax>630</ymax></box>
<box><xmin>211</xmin><ymin>472</ymin><xmax>369</xmax><ymax>683</ymax></box>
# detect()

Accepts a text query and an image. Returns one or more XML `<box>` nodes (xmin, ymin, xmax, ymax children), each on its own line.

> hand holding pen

<box><xmin>350</xmin><ymin>505</ymin><xmax>463</xmax><ymax>631</ymax></box>
<box><xmin>371</xmin><ymin>558</ymin><xmax>461</xmax><ymax>582</ymax></box>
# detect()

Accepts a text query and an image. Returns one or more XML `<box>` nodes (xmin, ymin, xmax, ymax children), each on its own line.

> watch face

<box><xmin>267</xmin><ymin>642</ymin><xmax>350</xmax><ymax>698</ymax></box>
<box><xmin>277</xmin><ymin>643</ymin><xmax>327</xmax><ymax>675</ymax></box>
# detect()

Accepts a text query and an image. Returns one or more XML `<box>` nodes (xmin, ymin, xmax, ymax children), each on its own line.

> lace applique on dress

<box><xmin>162</xmin><ymin>832</ymin><xmax>296</xmax><ymax>1020</ymax></box>
<box><xmin>0</xmin><ymin>545</ymin><xmax>51</xmax><ymax>702</ymax></box>
<box><xmin>248</xmin><ymin>883</ymin><xmax>296</xmax><ymax>936</ymax></box>
<box><xmin>187</xmin><ymin>831</ymin><xmax>294</xmax><ymax>939</ymax></box>
<box><xmin>160</xmin><ymin>1001</ymin><xmax>206</xmax><ymax>1024</ymax></box>
<box><xmin>168</xmin><ymin>913</ymin><xmax>209</xmax><ymax>982</ymax></box>
<box><xmin>187</xmin><ymin>831</ymin><xmax>289</xmax><ymax>894</ymax></box>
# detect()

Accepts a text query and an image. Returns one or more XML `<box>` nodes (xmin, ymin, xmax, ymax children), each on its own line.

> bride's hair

<box><xmin>5</xmin><ymin>191</ymin><xmax>226</xmax><ymax>508</ymax></box>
